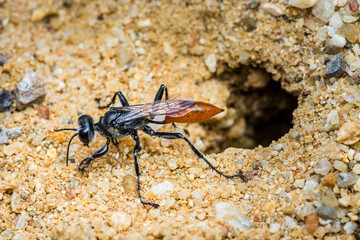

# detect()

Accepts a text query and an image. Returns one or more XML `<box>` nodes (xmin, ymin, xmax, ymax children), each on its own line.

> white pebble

<box><xmin>333</xmin><ymin>160</ymin><xmax>348</xmax><ymax>172</ymax></box>
<box><xmin>269</xmin><ymin>223</ymin><xmax>281</xmax><ymax>233</ymax></box>
<box><xmin>111</xmin><ymin>212</ymin><xmax>132</xmax><ymax>230</ymax></box>
<box><xmin>294</xmin><ymin>179</ymin><xmax>305</xmax><ymax>188</ymax></box>
<box><xmin>343</xmin><ymin>15</ymin><xmax>359</xmax><ymax>23</ymax></box>
<box><xmin>283</xmin><ymin>216</ymin><xmax>298</xmax><ymax>229</ymax></box>
<box><xmin>330</xmin><ymin>34</ymin><xmax>346</xmax><ymax>47</ymax></box>
<box><xmin>214</xmin><ymin>202</ymin><xmax>251</xmax><ymax>230</ymax></box>
<box><xmin>352</xmin><ymin>164</ymin><xmax>360</xmax><ymax>174</ymax></box>
<box><xmin>151</xmin><ymin>181</ymin><xmax>174</xmax><ymax>195</ymax></box>
<box><xmin>344</xmin><ymin>222</ymin><xmax>358</xmax><ymax>234</ymax></box>
<box><xmin>262</xmin><ymin>3</ymin><xmax>285</xmax><ymax>16</ymax></box>
<box><xmin>329</xmin><ymin>13</ymin><xmax>343</xmax><ymax>30</ymax></box>
<box><xmin>354</xmin><ymin>177</ymin><xmax>360</xmax><ymax>191</ymax></box>
<box><xmin>353</xmin><ymin>44</ymin><xmax>360</xmax><ymax>56</ymax></box>
<box><xmin>205</xmin><ymin>54</ymin><xmax>217</xmax><ymax>73</ymax></box>
<box><xmin>312</xmin><ymin>0</ymin><xmax>335</xmax><ymax>22</ymax></box>
<box><xmin>309</xmin><ymin>63</ymin><xmax>317</xmax><ymax>70</ymax></box>
<box><xmin>289</xmin><ymin>0</ymin><xmax>319</xmax><ymax>8</ymax></box>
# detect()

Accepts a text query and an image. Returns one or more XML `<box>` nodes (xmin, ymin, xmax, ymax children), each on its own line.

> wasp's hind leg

<box><xmin>131</xmin><ymin>132</ymin><xmax>159</xmax><ymax>208</ymax></box>
<box><xmin>142</xmin><ymin>126</ymin><xmax>246</xmax><ymax>181</ymax></box>
<box><xmin>78</xmin><ymin>139</ymin><xmax>111</xmax><ymax>172</ymax></box>
<box><xmin>154</xmin><ymin>84</ymin><xmax>169</xmax><ymax>102</ymax></box>
<box><xmin>95</xmin><ymin>91</ymin><xmax>130</xmax><ymax>109</ymax></box>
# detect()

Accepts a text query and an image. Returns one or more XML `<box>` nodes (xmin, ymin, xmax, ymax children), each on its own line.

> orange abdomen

<box><xmin>165</xmin><ymin>101</ymin><xmax>224</xmax><ymax>123</ymax></box>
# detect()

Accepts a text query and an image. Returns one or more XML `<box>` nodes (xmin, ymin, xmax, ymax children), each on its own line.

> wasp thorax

<box><xmin>78</xmin><ymin>115</ymin><xmax>95</xmax><ymax>146</ymax></box>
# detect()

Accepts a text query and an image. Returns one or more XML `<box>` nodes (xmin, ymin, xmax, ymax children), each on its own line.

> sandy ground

<box><xmin>1</xmin><ymin>0</ymin><xmax>360</xmax><ymax>239</ymax></box>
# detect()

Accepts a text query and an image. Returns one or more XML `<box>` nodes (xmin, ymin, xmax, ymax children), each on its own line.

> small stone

<box><xmin>15</xmin><ymin>212</ymin><xmax>26</xmax><ymax>230</ymax></box>
<box><xmin>333</xmin><ymin>160</ymin><xmax>347</xmax><ymax>172</ymax></box>
<box><xmin>305</xmin><ymin>214</ymin><xmax>319</xmax><ymax>234</ymax></box>
<box><xmin>329</xmin><ymin>13</ymin><xmax>343</xmax><ymax>30</ymax></box>
<box><xmin>205</xmin><ymin>54</ymin><xmax>217</xmax><ymax>73</ymax></box>
<box><xmin>354</xmin><ymin>177</ymin><xmax>360</xmax><ymax>191</ymax></box>
<box><xmin>337</xmin><ymin>122</ymin><xmax>360</xmax><ymax>145</ymax></box>
<box><xmin>304</xmin><ymin>179</ymin><xmax>319</xmax><ymax>199</ymax></box>
<box><xmin>315</xmin><ymin>158</ymin><xmax>333</xmax><ymax>175</ymax></box>
<box><xmin>214</xmin><ymin>202</ymin><xmax>251</xmax><ymax>230</ymax></box>
<box><xmin>66</xmin><ymin>188</ymin><xmax>76</xmax><ymax>200</ymax></box>
<box><xmin>37</xmin><ymin>106</ymin><xmax>50</xmax><ymax>119</ymax></box>
<box><xmin>0</xmin><ymin>53</ymin><xmax>7</xmax><ymax>66</ymax></box>
<box><xmin>68</xmin><ymin>181</ymin><xmax>78</xmax><ymax>190</ymax></box>
<box><xmin>111</xmin><ymin>212</ymin><xmax>132</xmax><ymax>230</ymax></box>
<box><xmin>31</xmin><ymin>6</ymin><xmax>51</xmax><ymax>22</ymax></box>
<box><xmin>289</xmin><ymin>0</ymin><xmax>319</xmax><ymax>9</ymax></box>
<box><xmin>321</xmin><ymin>173</ymin><xmax>336</xmax><ymax>186</ymax></box>
<box><xmin>337</xmin><ymin>173</ymin><xmax>358</xmax><ymax>188</ymax></box>
<box><xmin>338</xmin><ymin>195</ymin><xmax>351</xmax><ymax>207</ymax></box>
<box><xmin>151</xmin><ymin>181</ymin><xmax>174</xmax><ymax>195</ymax></box>
<box><xmin>262</xmin><ymin>3</ymin><xmax>285</xmax><ymax>16</ymax></box>
<box><xmin>97</xmin><ymin>204</ymin><xmax>108</xmax><ymax>213</ymax></box>
<box><xmin>313</xmin><ymin>226</ymin><xmax>326</xmax><ymax>238</ymax></box>
<box><xmin>330</xmin><ymin>34</ymin><xmax>346</xmax><ymax>48</ymax></box>
<box><xmin>0</xmin><ymin>89</ymin><xmax>12</xmax><ymax>112</ymax></box>
<box><xmin>269</xmin><ymin>223</ymin><xmax>280</xmax><ymax>233</ymax></box>
<box><xmin>283</xmin><ymin>216</ymin><xmax>298</xmax><ymax>229</ymax></box>
<box><xmin>15</xmin><ymin>72</ymin><xmax>46</xmax><ymax>110</ymax></box>
<box><xmin>355</xmin><ymin>152</ymin><xmax>360</xmax><ymax>161</ymax></box>
<box><xmin>294</xmin><ymin>179</ymin><xmax>305</xmax><ymax>188</ymax></box>
<box><xmin>321</xmin><ymin>189</ymin><xmax>338</xmax><ymax>207</ymax></box>
<box><xmin>248</xmin><ymin>1</ymin><xmax>259</xmax><ymax>9</ymax></box>
<box><xmin>349</xmin><ymin>0</ymin><xmax>358</xmax><ymax>11</ymax></box>
<box><xmin>316</xmin><ymin>206</ymin><xmax>337</xmax><ymax>220</ymax></box>
<box><xmin>337</xmin><ymin>24</ymin><xmax>360</xmax><ymax>43</ymax></box>
<box><xmin>163</xmin><ymin>42</ymin><xmax>175</xmax><ymax>60</ymax></box>
<box><xmin>116</xmin><ymin>45</ymin><xmax>133</xmax><ymax>69</ymax></box>
<box><xmin>344</xmin><ymin>221</ymin><xmax>358</xmax><ymax>234</ymax></box>
<box><xmin>323</xmin><ymin>110</ymin><xmax>339</xmax><ymax>131</ymax></box>
<box><xmin>312</xmin><ymin>0</ymin><xmax>335</xmax><ymax>22</ymax></box>
<box><xmin>324</xmin><ymin>53</ymin><xmax>346</xmax><ymax>77</ymax></box>
<box><xmin>122</xmin><ymin>174</ymin><xmax>137</xmax><ymax>195</ymax></box>
<box><xmin>352</xmin><ymin>164</ymin><xmax>360</xmax><ymax>174</ymax></box>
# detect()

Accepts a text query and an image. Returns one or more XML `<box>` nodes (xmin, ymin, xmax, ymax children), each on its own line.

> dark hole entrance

<box><xmin>203</xmin><ymin>66</ymin><xmax>298</xmax><ymax>153</ymax></box>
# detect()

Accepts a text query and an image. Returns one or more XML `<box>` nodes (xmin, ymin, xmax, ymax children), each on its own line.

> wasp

<box><xmin>55</xmin><ymin>85</ymin><xmax>245</xmax><ymax>208</ymax></box>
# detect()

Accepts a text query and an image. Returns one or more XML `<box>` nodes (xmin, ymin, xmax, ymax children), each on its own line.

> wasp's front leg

<box><xmin>78</xmin><ymin>139</ymin><xmax>110</xmax><ymax>172</ymax></box>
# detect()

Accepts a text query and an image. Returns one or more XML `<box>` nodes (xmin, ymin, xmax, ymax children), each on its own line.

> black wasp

<box><xmin>55</xmin><ymin>85</ymin><xmax>245</xmax><ymax>208</ymax></box>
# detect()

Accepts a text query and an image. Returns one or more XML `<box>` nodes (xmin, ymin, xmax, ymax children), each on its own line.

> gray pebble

<box><xmin>316</xmin><ymin>206</ymin><xmax>337</xmax><ymax>220</ymax></box>
<box><xmin>15</xmin><ymin>72</ymin><xmax>46</xmax><ymax>110</ymax></box>
<box><xmin>0</xmin><ymin>89</ymin><xmax>12</xmax><ymax>112</ymax></box>
<box><xmin>324</xmin><ymin>53</ymin><xmax>346</xmax><ymax>77</ymax></box>
<box><xmin>0</xmin><ymin>127</ymin><xmax>23</xmax><ymax>144</ymax></box>
<box><xmin>337</xmin><ymin>172</ymin><xmax>358</xmax><ymax>188</ymax></box>
<box><xmin>0</xmin><ymin>53</ymin><xmax>7</xmax><ymax>66</ymax></box>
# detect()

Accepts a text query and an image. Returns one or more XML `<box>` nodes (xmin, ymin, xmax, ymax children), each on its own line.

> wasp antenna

<box><xmin>54</xmin><ymin>128</ymin><xmax>77</xmax><ymax>132</ymax></box>
<box><xmin>66</xmin><ymin>133</ymin><xmax>78</xmax><ymax>167</ymax></box>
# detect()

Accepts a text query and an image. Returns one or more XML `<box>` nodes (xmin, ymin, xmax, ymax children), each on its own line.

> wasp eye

<box><xmin>78</xmin><ymin>115</ymin><xmax>95</xmax><ymax>145</ymax></box>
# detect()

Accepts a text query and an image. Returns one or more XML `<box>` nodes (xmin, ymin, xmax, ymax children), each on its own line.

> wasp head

<box><xmin>78</xmin><ymin>115</ymin><xmax>95</xmax><ymax>146</ymax></box>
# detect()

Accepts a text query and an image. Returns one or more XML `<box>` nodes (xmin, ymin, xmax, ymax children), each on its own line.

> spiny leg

<box><xmin>131</xmin><ymin>132</ymin><xmax>159</xmax><ymax>208</ymax></box>
<box><xmin>78</xmin><ymin>139</ymin><xmax>110</xmax><ymax>172</ymax></box>
<box><xmin>95</xmin><ymin>91</ymin><xmax>130</xmax><ymax>109</ymax></box>
<box><xmin>142</xmin><ymin>126</ymin><xmax>245</xmax><ymax>181</ymax></box>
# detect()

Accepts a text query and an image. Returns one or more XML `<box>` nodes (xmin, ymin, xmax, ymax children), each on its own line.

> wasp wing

<box><xmin>114</xmin><ymin>98</ymin><xmax>194</xmax><ymax>124</ymax></box>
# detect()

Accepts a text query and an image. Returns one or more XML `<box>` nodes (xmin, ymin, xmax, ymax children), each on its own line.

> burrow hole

<box><xmin>204</xmin><ymin>66</ymin><xmax>298</xmax><ymax>154</ymax></box>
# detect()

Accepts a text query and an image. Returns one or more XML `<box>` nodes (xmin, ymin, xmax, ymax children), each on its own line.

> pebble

<box><xmin>324</xmin><ymin>53</ymin><xmax>346</xmax><ymax>77</ymax></box>
<box><xmin>31</xmin><ymin>6</ymin><xmax>51</xmax><ymax>22</ymax></box>
<box><xmin>349</xmin><ymin>0</ymin><xmax>359</xmax><ymax>11</ymax></box>
<box><xmin>313</xmin><ymin>226</ymin><xmax>326</xmax><ymax>238</ymax></box>
<box><xmin>338</xmin><ymin>195</ymin><xmax>351</xmax><ymax>207</ymax></box>
<box><xmin>305</xmin><ymin>214</ymin><xmax>319</xmax><ymax>234</ymax></box>
<box><xmin>329</xmin><ymin>13</ymin><xmax>343</xmax><ymax>30</ymax></box>
<box><xmin>269</xmin><ymin>223</ymin><xmax>280</xmax><ymax>233</ymax></box>
<box><xmin>0</xmin><ymin>53</ymin><xmax>7</xmax><ymax>66</ymax></box>
<box><xmin>321</xmin><ymin>189</ymin><xmax>338</xmax><ymax>207</ymax></box>
<box><xmin>312</xmin><ymin>0</ymin><xmax>335</xmax><ymax>22</ymax></box>
<box><xmin>205</xmin><ymin>54</ymin><xmax>217</xmax><ymax>73</ymax></box>
<box><xmin>0</xmin><ymin>89</ymin><xmax>13</xmax><ymax>112</ymax></box>
<box><xmin>333</xmin><ymin>160</ymin><xmax>347</xmax><ymax>172</ymax></box>
<box><xmin>15</xmin><ymin>72</ymin><xmax>46</xmax><ymax>110</ymax></box>
<box><xmin>352</xmin><ymin>164</ymin><xmax>360</xmax><ymax>174</ymax></box>
<box><xmin>289</xmin><ymin>0</ymin><xmax>319</xmax><ymax>9</ymax></box>
<box><xmin>337</xmin><ymin>24</ymin><xmax>360</xmax><ymax>43</ymax></box>
<box><xmin>314</xmin><ymin>158</ymin><xmax>332</xmax><ymax>175</ymax></box>
<box><xmin>337</xmin><ymin>122</ymin><xmax>360</xmax><ymax>145</ymax></box>
<box><xmin>122</xmin><ymin>174</ymin><xmax>137</xmax><ymax>195</ymax></box>
<box><xmin>316</xmin><ymin>206</ymin><xmax>337</xmax><ymax>220</ymax></box>
<box><xmin>304</xmin><ymin>179</ymin><xmax>319</xmax><ymax>199</ymax></box>
<box><xmin>330</xmin><ymin>34</ymin><xmax>346</xmax><ymax>48</ymax></box>
<box><xmin>321</xmin><ymin>172</ymin><xmax>336</xmax><ymax>186</ymax></box>
<box><xmin>337</xmin><ymin>172</ymin><xmax>358</xmax><ymax>188</ymax></box>
<box><xmin>66</xmin><ymin>188</ymin><xmax>76</xmax><ymax>200</ymax></box>
<box><xmin>354</xmin><ymin>177</ymin><xmax>360</xmax><ymax>191</ymax></box>
<box><xmin>15</xmin><ymin>212</ymin><xmax>27</xmax><ymax>230</ymax></box>
<box><xmin>344</xmin><ymin>221</ymin><xmax>358</xmax><ymax>234</ymax></box>
<box><xmin>283</xmin><ymin>216</ymin><xmax>298</xmax><ymax>229</ymax></box>
<box><xmin>294</xmin><ymin>179</ymin><xmax>305</xmax><ymax>188</ymax></box>
<box><xmin>323</xmin><ymin>109</ymin><xmax>339</xmax><ymax>131</ymax></box>
<box><xmin>0</xmin><ymin>127</ymin><xmax>22</xmax><ymax>144</ymax></box>
<box><xmin>37</xmin><ymin>106</ymin><xmax>50</xmax><ymax>119</ymax></box>
<box><xmin>214</xmin><ymin>202</ymin><xmax>251</xmax><ymax>230</ymax></box>
<box><xmin>150</xmin><ymin>181</ymin><xmax>174</xmax><ymax>195</ymax></box>
<box><xmin>111</xmin><ymin>212</ymin><xmax>132</xmax><ymax>230</ymax></box>
<box><xmin>261</xmin><ymin>3</ymin><xmax>285</xmax><ymax>16</ymax></box>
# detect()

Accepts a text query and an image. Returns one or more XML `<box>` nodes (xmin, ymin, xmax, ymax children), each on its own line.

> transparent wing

<box><xmin>114</xmin><ymin>97</ymin><xmax>194</xmax><ymax>123</ymax></box>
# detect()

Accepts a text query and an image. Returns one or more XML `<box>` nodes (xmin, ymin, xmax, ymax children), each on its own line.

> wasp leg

<box><xmin>142</xmin><ymin>127</ymin><xmax>246</xmax><ymax>181</ymax></box>
<box><xmin>95</xmin><ymin>91</ymin><xmax>130</xmax><ymax>109</ymax></box>
<box><xmin>78</xmin><ymin>139</ymin><xmax>110</xmax><ymax>172</ymax></box>
<box><xmin>131</xmin><ymin>132</ymin><xmax>159</xmax><ymax>208</ymax></box>
<box><xmin>154</xmin><ymin>84</ymin><xmax>169</xmax><ymax>101</ymax></box>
